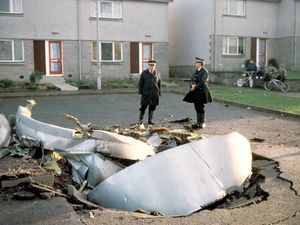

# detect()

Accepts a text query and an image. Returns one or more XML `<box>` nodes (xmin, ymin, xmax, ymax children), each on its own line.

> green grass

<box><xmin>171</xmin><ymin>85</ymin><xmax>300</xmax><ymax>115</ymax></box>
<box><xmin>287</xmin><ymin>71</ymin><xmax>300</xmax><ymax>80</ymax></box>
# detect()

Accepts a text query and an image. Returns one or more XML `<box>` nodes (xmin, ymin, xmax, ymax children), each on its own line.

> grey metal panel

<box><xmin>88</xmin><ymin>132</ymin><xmax>252</xmax><ymax>216</ymax></box>
<box><xmin>92</xmin><ymin>130</ymin><xmax>155</xmax><ymax>160</ymax></box>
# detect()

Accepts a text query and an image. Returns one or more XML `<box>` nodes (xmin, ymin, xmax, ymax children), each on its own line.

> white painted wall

<box><xmin>217</xmin><ymin>0</ymin><xmax>278</xmax><ymax>38</ymax></box>
<box><xmin>0</xmin><ymin>0</ymin><xmax>169</xmax><ymax>42</ymax></box>
<box><xmin>169</xmin><ymin>0</ymin><xmax>213</xmax><ymax>66</ymax></box>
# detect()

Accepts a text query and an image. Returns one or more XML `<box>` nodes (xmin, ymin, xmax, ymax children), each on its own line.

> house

<box><xmin>169</xmin><ymin>0</ymin><xmax>300</xmax><ymax>78</ymax></box>
<box><xmin>0</xmin><ymin>0</ymin><xmax>171</xmax><ymax>83</ymax></box>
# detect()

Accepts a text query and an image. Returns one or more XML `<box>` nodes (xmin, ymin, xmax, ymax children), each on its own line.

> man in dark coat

<box><xmin>138</xmin><ymin>60</ymin><xmax>161</xmax><ymax>125</ymax></box>
<box><xmin>183</xmin><ymin>57</ymin><xmax>213</xmax><ymax>129</ymax></box>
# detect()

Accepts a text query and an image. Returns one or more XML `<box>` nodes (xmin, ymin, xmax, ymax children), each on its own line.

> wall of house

<box><xmin>218</xmin><ymin>0</ymin><xmax>278</xmax><ymax>38</ymax></box>
<box><xmin>62</xmin><ymin>41</ymin><xmax>80</xmax><ymax>80</ymax></box>
<box><xmin>0</xmin><ymin>0</ymin><xmax>171</xmax><ymax>82</ymax></box>
<box><xmin>0</xmin><ymin>40</ymin><xmax>34</xmax><ymax>82</ymax></box>
<box><xmin>153</xmin><ymin>42</ymin><xmax>169</xmax><ymax>78</ymax></box>
<box><xmin>213</xmin><ymin>36</ymin><xmax>249</xmax><ymax>72</ymax></box>
<box><xmin>79</xmin><ymin>0</ymin><xmax>169</xmax><ymax>43</ymax></box>
<box><xmin>0</xmin><ymin>0</ymin><xmax>78</xmax><ymax>40</ymax></box>
<box><xmin>169</xmin><ymin>0</ymin><xmax>213</xmax><ymax>76</ymax></box>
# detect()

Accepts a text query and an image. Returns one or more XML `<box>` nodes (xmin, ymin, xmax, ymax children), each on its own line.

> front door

<box><xmin>130</xmin><ymin>42</ymin><xmax>139</xmax><ymax>74</ymax></box>
<box><xmin>251</xmin><ymin>38</ymin><xmax>267</xmax><ymax>64</ymax></box>
<box><xmin>49</xmin><ymin>41</ymin><xmax>62</xmax><ymax>75</ymax></box>
<box><xmin>33</xmin><ymin>40</ymin><xmax>46</xmax><ymax>74</ymax></box>
<box><xmin>258</xmin><ymin>39</ymin><xmax>267</xmax><ymax>64</ymax></box>
<box><xmin>142</xmin><ymin>43</ymin><xmax>153</xmax><ymax>70</ymax></box>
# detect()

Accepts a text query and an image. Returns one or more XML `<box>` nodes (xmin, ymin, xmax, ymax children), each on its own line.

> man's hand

<box><xmin>191</xmin><ymin>84</ymin><xmax>196</xmax><ymax>91</ymax></box>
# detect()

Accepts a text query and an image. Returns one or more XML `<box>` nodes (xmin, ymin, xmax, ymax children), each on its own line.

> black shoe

<box><xmin>191</xmin><ymin>123</ymin><xmax>200</xmax><ymax>129</ymax></box>
<box><xmin>148</xmin><ymin>111</ymin><xmax>155</xmax><ymax>125</ymax></box>
<box><xmin>191</xmin><ymin>123</ymin><xmax>206</xmax><ymax>129</ymax></box>
<box><xmin>138</xmin><ymin>112</ymin><xmax>144</xmax><ymax>125</ymax></box>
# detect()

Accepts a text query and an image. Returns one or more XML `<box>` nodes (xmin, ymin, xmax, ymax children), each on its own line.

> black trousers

<box><xmin>140</xmin><ymin>104</ymin><xmax>156</xmax><ymax>113</ymax></box>
<box><xmin>194</xmin><ymin>102</ymin><xmax>205</xmax><ymax>113</ymax></box>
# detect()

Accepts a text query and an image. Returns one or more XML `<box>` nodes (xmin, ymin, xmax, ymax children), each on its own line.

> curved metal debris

<box><xmin>16</xmin><ymin>106</ymin><xmax>154</xmax><ymax>160</ymax></box>
<box><xmin>15</xmin><ymin>104</ymin><xmax>154</xmax><ymax>187</ymax></box>
<box><xmin>88</xmin><ymin>132</ymin><xmax>252</xmax><ymax>216</ymax></box>
<box><xmin>92</xmin><ymin>130</ymin><xmax>154</xmax><ymax>160</ymax></box>
<box><xmin>0</xmin><ymin>114</ymin><xmax>11</xmax><ymax>148</ymax></box>
<box><xmin>67</xmin><ymin>154</ymin><xmax>123</xmax><ymax>187</ymax></box>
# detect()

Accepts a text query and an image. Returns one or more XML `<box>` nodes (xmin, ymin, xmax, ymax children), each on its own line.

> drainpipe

<box><xmin>213</xmin><ymin>0</ymin><xmax>217</xmax><ymax>72</ymax></box>
<box><xmin>77</xmin><ymin>0</ymin><xmax>82</xmax><ymax>80</ymax></box>
<box><xmin>96</xmin><ymin>0</ymin><xmax>102</xmax><ymax>89</ymax></box>
<box><xmin>293</xmin><ymin>0</ymin><xmax>297</xmax><ymax>70</ymax></box>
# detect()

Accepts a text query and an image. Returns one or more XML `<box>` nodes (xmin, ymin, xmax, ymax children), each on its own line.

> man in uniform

<box><xmin>183</xmin><ymin>57</ymin><xmax>213</xmax><ymax>129</ymax></box>
<box><xmin>138</xmin><ymin>60</ymin><xmax>161</xmax><ymax>125</ymax></box>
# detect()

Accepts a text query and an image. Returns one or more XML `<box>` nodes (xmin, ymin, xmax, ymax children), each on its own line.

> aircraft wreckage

<box><xmin>4</xmin><ymin>100</ymin><xmax>252</xmax><ymax>216</ymax></box>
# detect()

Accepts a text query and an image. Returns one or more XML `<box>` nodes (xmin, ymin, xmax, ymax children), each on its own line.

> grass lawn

<box><xmin>171</xmin><ymin>85</ymin><xmax>300</xmax><ymax>116</ymax></box>
<box><xmin>287</xmin><ymin>71</ymin><xmax>300</xmax><ymax>80</ymax></box>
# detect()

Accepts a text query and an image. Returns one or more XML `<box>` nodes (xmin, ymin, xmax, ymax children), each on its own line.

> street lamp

<box><xmin>96</xmin><ymin>0</ymin><xmax>102</xmax><ymax>89</ymax></box>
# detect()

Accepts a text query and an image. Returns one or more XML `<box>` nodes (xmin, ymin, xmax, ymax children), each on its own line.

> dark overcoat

<box><xmin>183</xmin><ymin>67</ymin><xmax>213</xmax><ymax>104</ymax></box>
<box><xmin>139</xmin><ymin>69</ymin><xmax>161</xmax><ymax>106</ymax></box>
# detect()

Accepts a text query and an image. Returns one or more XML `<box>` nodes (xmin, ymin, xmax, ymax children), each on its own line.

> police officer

<box><xmin>138</xmin><ymin>60</ymin><xmax>161</xmax><ymax>125</ymax></box>
<box><xmin>183</xmin><ymin>57</ymin><xmax>213</xmax><ymax>129</ymax></box>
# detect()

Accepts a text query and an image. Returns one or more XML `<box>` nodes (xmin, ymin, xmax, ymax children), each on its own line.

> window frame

<box><xmin>222</xmin><ymin>36</ymin><xmax>245</xmax><ymax>56</ymax></box>
<box><xmin>0</xmin><ymin>0</ymin><xmax>23</xmax><ymax>14</ymax></box>
<box><xmin>0</xmin><ymin>39</ymin><xmax>24</xmax><ymax>63</ymax></box>
<box><xmin>227</xmin><ymin>0</ymin><xmax>245</xmax><ymax>17</ymax></box>
<box><xmin>91</xmin><ymin>0</ymin><xmax>123</xmax><ymax>19</ymax></box>
<box><xmin>92</xmin><ymin>41</ymin><xmax>123</xmax><ymax>62</ymax></box>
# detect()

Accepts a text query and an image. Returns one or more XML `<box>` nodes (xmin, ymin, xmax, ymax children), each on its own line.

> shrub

<box><xmin>244</xmin><ymin>59</ymin><xmax>251</xmax><ymax>69</ymax></box>
<box><xmin>29</xmin><ymin>71</ymin><xmax>43</xmax><ymax>85</ymax></box>
<box><xmin>0</xmin><ymin>79</ymin><xmax>15</xmax><ymax>88</ymax></box>
<box><xmin>103</xmin><ymin>79</ymin><xmax>137</xmax><ymax>89</ymax></box>
<box><xmin>66</xmin><ymin>80</ymin><xmax>96</xmax><ymax>89</ymax></box>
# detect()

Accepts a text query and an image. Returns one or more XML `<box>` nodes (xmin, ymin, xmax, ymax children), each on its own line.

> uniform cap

<box><xmin>195</xmin><ymin>57</ymin><xmax>205</xmax><ymax>64</ymax></box>
<box><xmin>148</xmin><ymin>60</ymin><xmax>157</xmax><ymax>66</ymax></box>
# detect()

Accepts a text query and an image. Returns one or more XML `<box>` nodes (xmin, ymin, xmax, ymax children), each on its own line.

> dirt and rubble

<box><xmin>0</xmin><ymin>93</ymin><xmax>300</xmax><ymax>224</ymax></box>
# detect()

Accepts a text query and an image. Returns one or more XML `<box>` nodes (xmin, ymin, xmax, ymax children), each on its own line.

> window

<box><xmin>93</xmin><ymin>42</ymin><xmax>122</xmax><ymax>61</ymax></box>
<box><xmin>227</xmin><ymin>0</ymin><xmax>245</xmax><ymax>16</ymax></box>
<box><xmin>0</xmin><ymin>39</ymin><xmax>24</xmax><ymax>62</ymax></box>
<box><xmin>222</xmin><ymin>37</ymin><xmax>245</xmax><ymax>55</ymax></box>
<box><xmin>91</xmin><ymin>1</ymin><xmax>122</xmax><ymax>19</ymax></box>
<box><xmin>0</xmin><ymin>0</ymin><xmax>22</xmax><ymax>14</ymax></box>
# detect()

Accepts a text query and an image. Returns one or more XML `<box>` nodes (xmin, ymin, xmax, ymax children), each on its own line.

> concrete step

<box><xmin>40</xmin><ymin>76</ymin><xmax>65</xmax><ymax>84</ymax></box>
<box><xmin>52</xmin><ymin>82</ymin><xmax>79</xmax><ymax>91</ymax></box>
<box><xmin>40</xmin><ymin>76</ymin><xmax>78</xmax><ymax>91</ymax></box>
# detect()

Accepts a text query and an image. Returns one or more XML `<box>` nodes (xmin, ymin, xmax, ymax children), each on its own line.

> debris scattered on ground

<box><xmin>250</xmin><ymin>137</ymin><xmax>265</xmax><ymax>143</ymax></box>
<box><xmin>0</xmin><ymin>100</ymin><xmax>271</xmax><ymax>218</ymax></box>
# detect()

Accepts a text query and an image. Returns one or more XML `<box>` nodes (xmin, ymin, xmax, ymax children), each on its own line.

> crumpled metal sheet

<box><xmin>16</xmin><ymin>106</ymin><xmax>76</xmax><ymax>151</ymax></box>
<box><xmin>16</xmin><ymin>106</ymin><xmax>154</xmax><ymax>160</ymax></box>
<box><xmin>67</xmin><ymin>154</ymin><xmax>123</xmax><ymax>188</ymax></box>
<box><xmin>0</xmin><ymin>114</ymin><xmax>11</xmax><ymax>148</ymax></box>
<box><xmin>91</xmin><ymin>130</ymin><xmax>154</xmax><ymax>160</ymax></box>
<box><xmin>15</xmin><ymin>104</ymin><xmax>154</xmax><ymax>188</ymax></box>
<box><xmin>88</xmin><ymin>132</ymin><xmax>252</xmax><ymax>216</ymax></box>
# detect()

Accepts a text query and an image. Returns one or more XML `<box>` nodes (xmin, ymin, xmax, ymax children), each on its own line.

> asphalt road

<box><xmin>1</xmin><ymin>92</ymin><xmax>271</xmax><ymax>128</ymax></box>
<box><xmin>1</xmin><ymin>92</ymin><xmax>300</xmax><ymax>225</ymax></box>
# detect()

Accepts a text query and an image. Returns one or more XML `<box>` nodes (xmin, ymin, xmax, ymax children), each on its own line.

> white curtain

<box><xmin>11</xmin><ymin>0</ymin><xmax>22</xmax><ymax>13</ymax></box>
